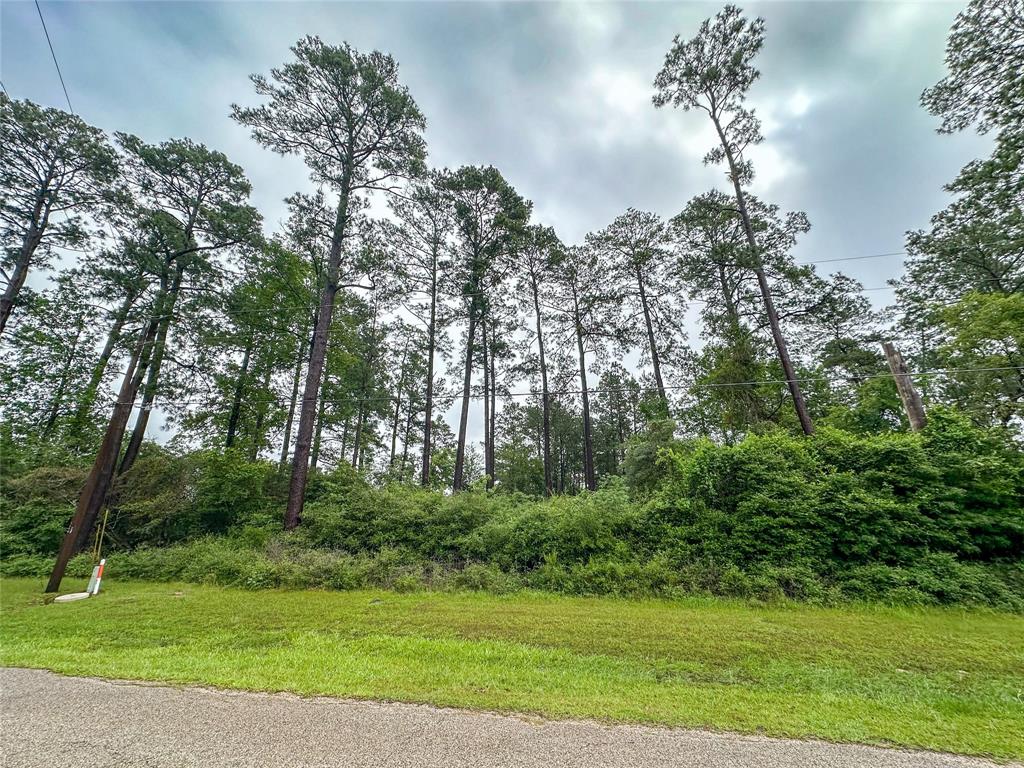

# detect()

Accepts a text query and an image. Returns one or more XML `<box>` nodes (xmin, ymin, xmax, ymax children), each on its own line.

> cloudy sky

<box><xmin>1</xmin><ymin>0</ymin><xmax>991</xmax><ymax>449</ymax></box>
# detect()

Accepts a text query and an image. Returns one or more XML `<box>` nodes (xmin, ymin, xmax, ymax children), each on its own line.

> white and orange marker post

<box><xmin>86</xmin><ymin>558</ymin><xmax>106</xmax><ymax>596</ymax></box>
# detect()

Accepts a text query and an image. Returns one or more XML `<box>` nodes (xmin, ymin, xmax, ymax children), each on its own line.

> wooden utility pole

<box><xmin>882</xmin><ymin>341</ymin><xmax>927</xmax><ymax>432</ymax></box>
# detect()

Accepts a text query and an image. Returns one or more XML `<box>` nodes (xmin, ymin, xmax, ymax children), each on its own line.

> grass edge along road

<box><xmin>1</xmin><ymin>578</ymin><xmax>1022</xmax><ymax>760</ymax></box>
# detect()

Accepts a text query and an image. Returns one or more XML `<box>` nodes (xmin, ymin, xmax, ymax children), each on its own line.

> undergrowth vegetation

<box><xmin>3</xmin><ymin>410</ymin><xmax>1022</xmax><ymax>610</ymax></box>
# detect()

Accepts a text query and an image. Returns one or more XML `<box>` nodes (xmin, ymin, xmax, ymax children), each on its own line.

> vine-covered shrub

<box><xmin>3</xmin><ymin>412</ymin><xmax>1021</xmax><ymax>609</ymax></box>
<box><xmin>643</xmin><ymin>410</ymin><xmax>1023</xmax><ymax>572</ymax></box>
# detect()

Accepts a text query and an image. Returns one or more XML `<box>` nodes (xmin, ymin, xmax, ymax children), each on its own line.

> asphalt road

<box><xmin>0</xmin><ymin>668</ymin><xmax>1016</xmax><ymax>768</ymax></box>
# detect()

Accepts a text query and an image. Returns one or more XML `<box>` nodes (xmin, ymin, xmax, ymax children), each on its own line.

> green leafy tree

<box><xmin>385</xmin><ymin>174</ymin><xmax>455</xmax><ymax>485</ymax></box>
<box><xmin>514</xmin><ymin>224</ymin><xmax>562</xmax><ymax>496</ymax></box>
<box><xmin>897</xmin><ymin>0</ymin><xmax>1023</xmax><ymax>425</ymax></box>
<box><xmin>589</xmin><ymin>209</ymin><xmax>683</xmax><ymax>412</ymax></box>
<box><xmin>438</xmin><ymin>165</ymin><xmax>530</xmax><ymax>491</ymax></box>
<box><xmin>233</xmin><ymin>36</ymin><xmax>427</xmax><ymax>528</ymax></box>
<box><xmin>0</xmin><ymin>96</ymin><xmax>119</xmax><ymax>335</ymax></box>
<box><xmin>940</xmin><ymin>292</ymin><xmax>1024</xmax><ymax>427</ymax></box>
<box><xmin>46</xmin><ymin>135</ymin><xmax>259</xmax><ymax>593</ymax></box>
<box><xmin>653</xmin><ymin>5</ymin><xmax>815</xmax><ymax>435</ymax></box>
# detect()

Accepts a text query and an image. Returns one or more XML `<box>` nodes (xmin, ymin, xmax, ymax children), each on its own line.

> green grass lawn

<box><xmin>1</xmin><ymin>578</ymin><xmax>1022</xmax><ymax>759</ymax></box>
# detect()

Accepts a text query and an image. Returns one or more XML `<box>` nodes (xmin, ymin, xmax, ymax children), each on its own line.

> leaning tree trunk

<box><xmin>71</xmin><ymin>289</ymin><xmax>138</xmax><ymax>443</ymax></box>
<box><xmin>0</xmin><ymin>175</ymin><xmax>52</xmax><ymax>338</ymax></box>
<box><xmin>636</xmin><ymin>265</ymin><xmax>667</xmax><ymax>408</ymax></box>
<box><xmin>452</xmin><ymin>307</ymin><xmax>478</xmax><ymax>492</ymax></box>
<box><xmin>286</xmin><ymin>174</ymin><xmax>352</xmax><ymax>529</ymax></box>
<box><xmin>118</xmin><ymin>264</ymin><xmax>184</xmax><ymax>478</ymax></box>
<box><xmin>882</xmin><ymin>341</ymin><xmax>928</xmax><ymax>431</ymax></box>
<box><xmin>712</xmin><ymin>116</ymin><xmax>814</xmax><ymax>436</ymax></box>
<box><xmin>45</xmin><ymin>304</ymin><xmax>165</xmax><ymax>592</ymax></box>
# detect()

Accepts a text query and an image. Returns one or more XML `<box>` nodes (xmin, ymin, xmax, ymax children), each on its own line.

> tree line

<box><xmin>0</xmin><ymin>3</ymin><xmax>1020</xmax><ymax>589</ymax></box>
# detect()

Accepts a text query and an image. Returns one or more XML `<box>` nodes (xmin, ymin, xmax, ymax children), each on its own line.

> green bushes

<box><xmin>647</xmin><ymin>412</ymin><xmax>1023</xmax><ymax>573</ymax></box>
<box><xmin>4</xmin><ymin>538</ymin><xmax>1017</xmax><ymax>610</ymax></box>
<box><xmin>2</xmin><ymin>415</ymin><xmax>1021</xmax><ymax>610</ymax></box>
<box><xmin>110</xmin><ymin>447</ymin><xmax>280</xmax><ymax>545</ymax></box>
<box><xmin>0</xmin><ymin>465</ymin><xmax>87</xmax><ymax>558</ymax></box>
<box><xmin>464</xmin><ymin>481</ymin><xmax>640</xmax><ymax>569</ymax></box>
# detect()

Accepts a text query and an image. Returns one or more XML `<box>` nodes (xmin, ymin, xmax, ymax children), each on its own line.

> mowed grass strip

<box><xmin>1</xmin><ymin>578</ymin><xmax>1022</xmax><ymax>759</ymax></box>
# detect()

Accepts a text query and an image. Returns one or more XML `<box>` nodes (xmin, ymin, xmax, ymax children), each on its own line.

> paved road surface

<box><xmin>1</xmin><ymin>668</ymin><xmax>1016</xmax><ymax>768</ymax></box>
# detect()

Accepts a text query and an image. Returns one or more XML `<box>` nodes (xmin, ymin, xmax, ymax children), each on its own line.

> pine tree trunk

<box><xmin>636</xmin><ymin>265</ymin><xmax>667</xmax><ymax>407</ymax></box>
<box><xmin>421</xmin><ymin>250</ymin><xmax>438</xmax><ymax>486</ymax></box>
<box><xmin>400</xmin><ymin>403</ymin><xmax>414</xmax><ymax>480</ymax></box>
<box><xmin>311</xmin><ymin>379</ymin><xmax>328</xmax><ymax>473</ymax></box>
<box><xmin>0</xmin><ymin>172</ymin><xmax>52</xmax><ymax>337</ymax></box>
<box><xmin>573</xmin><ymin>292</ymin><xmax>597</xmax><ymax>491</ymax></box>
<box><xmin>351</xmin><ymin>307</ymin><xmax>379</xmax><ymax>469</ymax></box>
<box><xmin>118</xmin><ymin>264</ymin><xmax>184</xmax><ymax>477</ymax></box>
<box><xmin>712</xmin><ymin>115</ymin><xmax>814</xmax><ymax>436</ymax></box>
<box><xmin>530</xmin><ymin>273</ymin><xmax>553</xmax><ymax>497</ymax></box>
<box><xmin>249</xmin><ymin>363</ymin><xmax>273</xmax><ymax>461</ymax></box>
<box><xmin>482</xmin><ymin>317</ymin><xmax>492</xmax><ymax>487</ymax></box>
<box><xmin>46</xmin><ymin>307</ymin><xmax>163</xmax><ymax>592</ymax></box>
<box><xmin>71</xmin><ymin>289</ymin><xmax>136</xmax><ymax>441</ymax></box>
<box><xmin>350</xmin><ymin>400</ymin><xmax>364</xmax><ymax>470</ymax></box>
<box><xmin>389</xmin><ymin>343</ymin><xmax>409</xmax><ymax>469</ymax></box>
<box><xmin>339</xmin><ymin>413</ymin><xmax>350</xmax><ymax>459</ymax></box>
<box><xmin>452</xmin><ymin>309</ymin><xmax>477</xmax><ymax>492</ymax></box>
<box><xmin>718</xmin><ymin>264</ymin><xmax>741</xmax><ymax>329</ymax></box>
<box><xmin>279</xmin><ymin>331</ymin><xmax>307</xmax><ymax>470</ymax></box>
<box><xmin>225</xmin><ymin>331</ymin><xmax>254</xmax><ymax>449</ymax></box>
<box><xmin>286</xmin><ymin>176</ymin><xmax>352</xmax><ymax>529</ymax></box>
<box><xmin>488</xmin><ymin>331</ymin><xmax>497</xmax><ymax>488</ymax></box>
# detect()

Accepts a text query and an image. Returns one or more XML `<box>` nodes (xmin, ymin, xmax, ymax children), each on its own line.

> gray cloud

<box><xmin>1</xmin><ymin>0</ymin><xmax>990</xmax><ymax>447</ymax></box>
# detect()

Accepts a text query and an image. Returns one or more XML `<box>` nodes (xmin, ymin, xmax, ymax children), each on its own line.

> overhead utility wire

<box><xmin>82</xmin><ymin>365</ymin><xmax>1024</xmax><ymax>410</ymax></box>
<box><xmin>34</xmin><ymin>0</ymin><xmax>73</xmax><ymax>114</ymax></box>
<box><xmin>97</xmin><ymin>275</ymin><xmax>1016</xmax><ymax>322</ymax></box>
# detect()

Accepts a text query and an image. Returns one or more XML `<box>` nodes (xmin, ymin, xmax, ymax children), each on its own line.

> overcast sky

<box><xmin>0</xmin><ymin>0</ymin><xmax>992</xmax><ymax>451</ymax></box>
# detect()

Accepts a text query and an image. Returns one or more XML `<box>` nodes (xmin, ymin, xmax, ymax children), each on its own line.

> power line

<box><xmin>34</xmin><ymin>0</ymin><xmax>73</xmax><ymax>114</ymax></box>
<box><xmin>90</xmin><ymin>275</ymin><xmax>1016</xmax><ymax>321</ymax></box>
<box><xmin>797</xmin><ymin>251</ymin><xmax>906</xmax><ymax>265</ymax></box>
<box><xmin>80</xmin><ymin>365</ymin><xmax>1024</xmax><ymax>409</ymax></box>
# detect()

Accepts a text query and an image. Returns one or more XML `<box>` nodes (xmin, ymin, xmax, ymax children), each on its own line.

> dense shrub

<box><xmin>110</xmin><ymin>447</ymin><xmax>280</xmax><ymax>545</ymax></box>
<box><xmin>646</xmin><ymin>412</ymin><xmax>1023</xmax><ymax>572</ymax></box>
<box><xmin>3</xmin><ymin>415</ymin><xmax>1021</xmax><ymax>610</ymax></box>
<box><xmin>0</xmin><ymin>465</ymin><xmax>88</xmax><ymax>557</ymax></box>
<box><xmin>4</xmin><ymin>538</ymin><xmax>1018</xmax><ymax>610</ymax></box>
<box><xmin>465</xmin><ymin>480</ymin><xmax>640</xmax><ymax>568</ymax></box>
